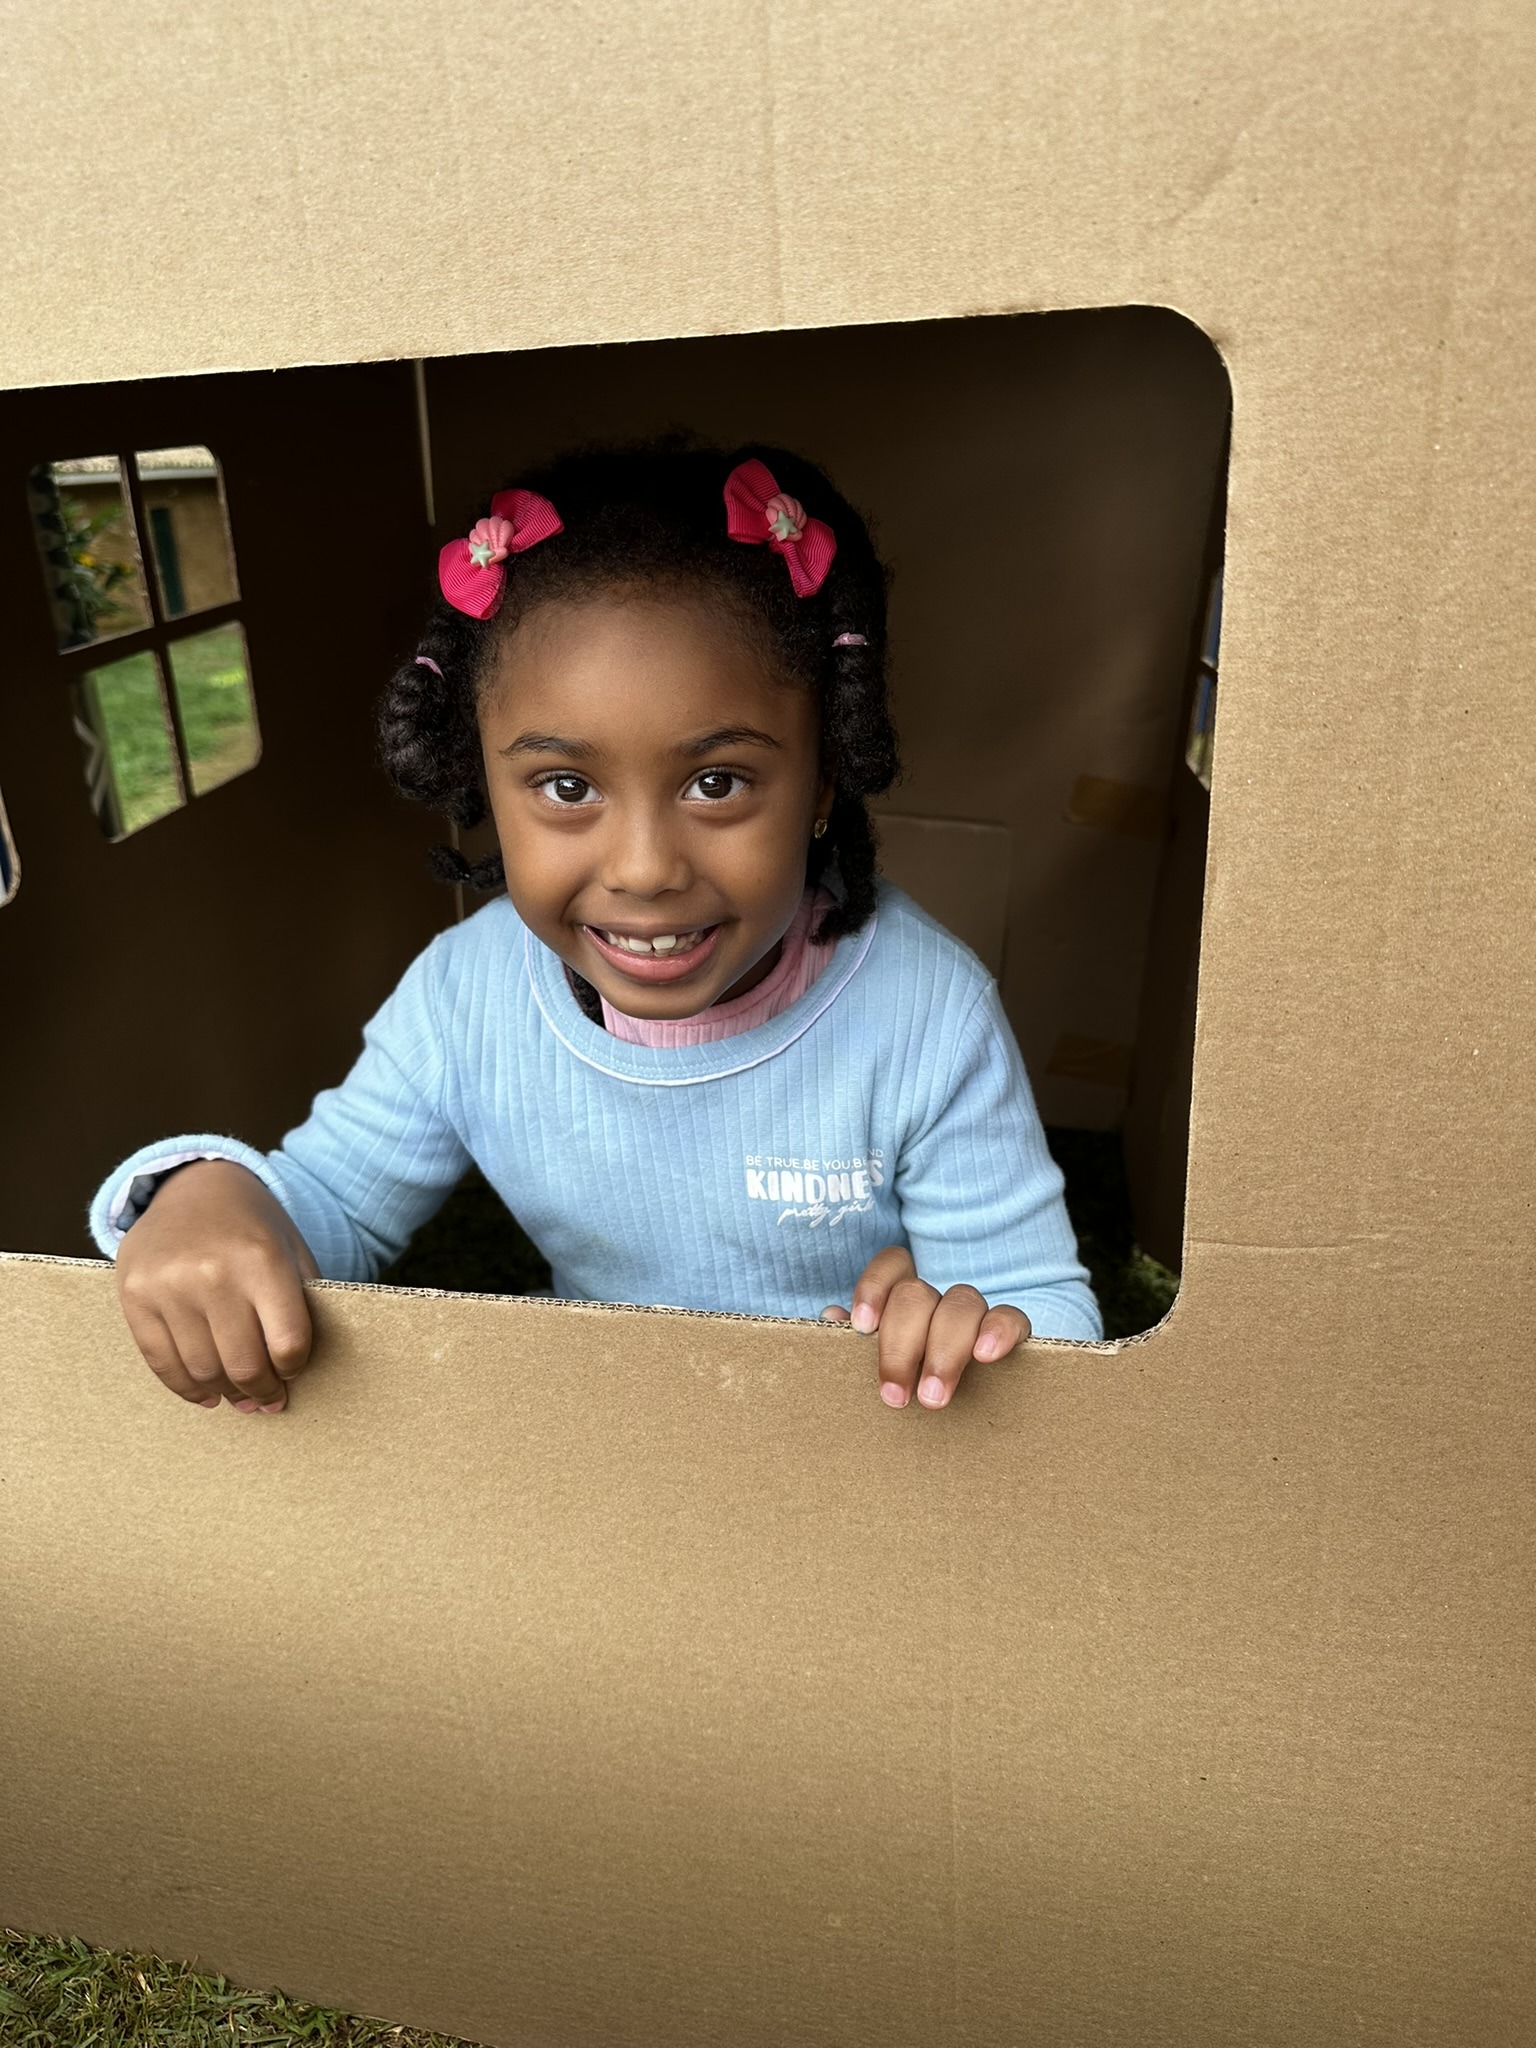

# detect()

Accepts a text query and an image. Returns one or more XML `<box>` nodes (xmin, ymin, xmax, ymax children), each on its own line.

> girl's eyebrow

<box><xmin>499</xmin><ymin>732</ymin><xmax>598</xmax><ymax>759</ymax></box>
<box><xmin>682</xmin><ymin>725</ymin><xmax>782</xmax><ymax>755</ymax></box>
<box><xmin>499</xmin><ymin>724</ymin><xmax>782</xmax><ymax>760</ymax></box>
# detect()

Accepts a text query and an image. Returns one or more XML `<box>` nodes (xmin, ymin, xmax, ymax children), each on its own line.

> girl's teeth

<box><xmin>599</xmin><ymin>928</ymin><xmax>700</xmax><ymax>955</ymax></box>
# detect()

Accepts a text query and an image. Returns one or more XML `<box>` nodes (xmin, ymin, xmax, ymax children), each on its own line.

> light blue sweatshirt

<box><xmin>90</xmin><ymin>882</ymin><xmax>1103</xmax><ymax>1339</ymax></box>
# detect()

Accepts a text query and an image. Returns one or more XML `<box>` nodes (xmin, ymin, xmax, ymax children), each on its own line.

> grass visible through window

<box><xmin>77</xmin><ymin>652</ymin><xmax>183</xmax><ymax>838</ymax></box>
<box><xmin>168</xmin><ymin>622</ymin><xmax>261</xmax><ymax>795</ymax></box>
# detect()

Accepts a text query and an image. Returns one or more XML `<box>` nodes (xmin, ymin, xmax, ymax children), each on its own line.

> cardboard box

<box><xmin>1</xmin><ymin>4</ymin><xmax>1531</xmax><ymax>2044</ymax></box>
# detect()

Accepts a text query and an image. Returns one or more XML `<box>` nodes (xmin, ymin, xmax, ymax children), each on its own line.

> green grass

<box><xmin>168</xmin><ymin>623</ymin><xmax>260</xmax><ymax>795</ymax></box>
<box><xmin>0</xmin><ymin>1930</ymin><xmax>469</xmax><ymax>2048</ymax></box>
<box><xmin>82</xmin><ymin>652</ymin><xmax>183</xmax><ymax>836</ymax></box>
<box><xmin>83</xmin><ymin>624</ymin><xmax>260</xmax><ymax>837</ymax></box>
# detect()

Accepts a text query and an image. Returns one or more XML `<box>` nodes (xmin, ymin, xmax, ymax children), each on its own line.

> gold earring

<box><xmin>812</xmin><ymin>818</ymin><xmax>828</xmax><ymax>839</ymax></box>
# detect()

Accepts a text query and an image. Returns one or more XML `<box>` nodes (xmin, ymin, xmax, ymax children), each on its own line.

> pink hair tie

<box><xmin>439</xmin><ymin>488</ymin><xmax>564</xmax><ymax>619</ymax></box>
<box><xmin>414</xmin><ymin>655</ymin><xmax>444</xmax><ymax>677</ymax></box>
<box><xmin>723</xmin><ymin>459</ymin><xmax>836</xmax><ymax>598</ymax></box>
<box><xmin>832</xmin><ymin>633</ymin><xmax>867</xmax><ymax>647</ymax></box>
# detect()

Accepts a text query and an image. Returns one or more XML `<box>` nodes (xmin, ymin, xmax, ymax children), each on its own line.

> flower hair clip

<box><xmin>723</xmin><ymin>459</ymin><xmax>836</xmax><ymax>597</ymax></box>
<box><xmin>438</xmin><ymin>488</ymin><xmax>564</xmax><ymax>619</ymax></box>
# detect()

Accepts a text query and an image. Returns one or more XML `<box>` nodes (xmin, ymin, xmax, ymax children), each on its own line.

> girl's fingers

<box><xmin>819</xmin><ymin>1304</ymin><xmax>852</xmax><ymax>1324</ymax></box>
<box><xmin>160</xmin><ymin>1306</ymin><xmax>243</xmax><ymax>1408</ymax></box>
<box><xmin>849</xmin><ymin>1245</ymin><xmax>918</xmax><ymax>1334</ymax></box>
<box><xmin>204</xmin><ymin>1299</ymin><xmax>293</xmax><ymax>1412</ymax></box>
<box><xmin>875</xmin><ymin>1273</ymin><xmax>942</xmax><ymax>1408</ymax></box>
<box><xmin>972</xmin><ymin>1304</ymin><xmax>1030</xmax><ymax>1363</ymax></box>
<box><xmin>252</xmin><ymin>1265</ymin><xmax>314</xmax><ymax>1386</ymax></box>
<box><xmin>912</xmin><ymin>1285</ymin><xmax>989</xmax><ymax>1409</ymax></box>
<box><xmin>124</xmin><ymin>1306</ymin><xmax>222</xmax><ymax>1408</ymax></box>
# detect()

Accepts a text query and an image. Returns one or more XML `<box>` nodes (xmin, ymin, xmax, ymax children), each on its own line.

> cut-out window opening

<box><xmin>0</xmin><ymin>782</ymin><xmax>18</xmax><ymax>907</ymax></box>
<box><xmin>27</xmin><ymin>448</ymin><xmax>260</xmax><ymax>840</ymax></box>
<box><xmin>1185</xmin><ymin>566</ymin><xmax>1222</xmax><ymax>790</ymax></box>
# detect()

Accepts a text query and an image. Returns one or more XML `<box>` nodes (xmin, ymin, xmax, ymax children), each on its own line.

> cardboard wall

<box><xmin>1</xmin><ymin>4</ymin><xmax>1533</xmax><ymax>2045</ymax></box>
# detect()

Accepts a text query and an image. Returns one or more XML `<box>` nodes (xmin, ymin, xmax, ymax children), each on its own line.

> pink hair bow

<box><xmin>723</xmin><ymin>459</ymin><xmax>836</xmax><ymax>597</ymax></box>
<box><xmin>438</xmin><ymin>488</ymin><xmax>564</xmax><ymax>619</ymax></box>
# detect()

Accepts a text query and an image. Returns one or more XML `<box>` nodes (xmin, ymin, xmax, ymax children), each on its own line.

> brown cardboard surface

<box><xmin>2</xmin><ymin>1258</ymin><xmax>1531</xmax><ymax>2047</ymax></box>
<box><xmin>3</xmin><ymin>2</ymin><xmax>1535</xmax><ymax>2044</ymax></box>
<box><xmin>869</xmin><ymin>814</ymin><xmax>1012</xmax><ymax>978</ymax></box>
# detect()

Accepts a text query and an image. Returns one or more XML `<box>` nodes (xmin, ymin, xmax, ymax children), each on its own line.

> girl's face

<box><xmin>479</xmin><ymin>593</ymin><xmax>834</xmax><ymax>1018</ymax></box>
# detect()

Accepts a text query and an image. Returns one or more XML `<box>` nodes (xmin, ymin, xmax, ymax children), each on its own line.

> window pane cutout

<box><xmin>0</xmin><ymin>786</ymin><xmax>18</xmax><ymax>907</ymax></box>
<box><xmin>166</xmin><ymin>623</ymin><xmax>261</xmax><ymax>795</ymax></box>
<box><xmin>135</xmin><ymin>445</ymin><xmax>240</xmax><ymax>619</ymax></box>
<box><xmin>1185</xmin><ymin>568</ymin><xmax>1222</xmax><ymax>791</ymax></box>
<box><xmin>73</xmin><ymin>652</ymin><xmax>185</xmax><ymax>840</ymax></box>
<box><xmin>27</xmin><ymin>456</ymin><xmax>152</xmax><ymax>651</ymax></box>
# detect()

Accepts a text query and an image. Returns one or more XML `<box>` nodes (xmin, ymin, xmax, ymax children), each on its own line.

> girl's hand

<box><xmin>115</xmin><ymin>1159</ymin><xmax>319</xmax><ymax>1414</ymax></box>
<box><xmin>821</xmin><ymin>1246</ymin><xmax>1030</xmax><ymax>1409</ymax></box>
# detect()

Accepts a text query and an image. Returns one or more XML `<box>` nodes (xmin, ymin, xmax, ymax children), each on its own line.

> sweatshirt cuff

<box><xmin>89</xmin><ymin>1135</ymin><xmax>291</xmax><ymax>1258</ymax></box>
<box><xmin>1011</xmin><ymin>1288</ymin><xmax>1105</xmax><ymax>1343</ymax></box>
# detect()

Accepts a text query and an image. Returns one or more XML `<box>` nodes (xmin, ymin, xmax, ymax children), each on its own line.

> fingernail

<box><xmin>200</xmin><ymin>1396</ymin><xmax>221</xmax><ymax>1409</ymax></box>
<box><xmin>974</xmin><ymin>1334</ymin><xmax>999</xmax><ymax>1360</ymax></box>
<box><xmin>259</xmin><ymin>1401</ymin><xmax>285</xmax><ymax>1414</ymax></box>
<box><xmin>852</xmin><ymin>1303</ymin><xmax>878</xmax><ymax>1334</ymax></box>
<box><xmin>234</xmin><ymin>1399</ymin><xmax>258</xmax><ymax>1413</ymax></box>
<box><xmin>880</xmin><ymin>1382</ymin><xmax>908</xmax><ymax>1408</ymax></box>
<box><xmin>918</xmin><ymin>1376</ymin><xmax>948</xmax><ymax>1408</ymax></box>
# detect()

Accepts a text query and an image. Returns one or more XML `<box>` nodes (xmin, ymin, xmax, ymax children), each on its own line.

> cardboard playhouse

<box><xmin>0</xmin><ymin>4</ymin><xmax>1529</xmax><ymax>2044</ymax></box>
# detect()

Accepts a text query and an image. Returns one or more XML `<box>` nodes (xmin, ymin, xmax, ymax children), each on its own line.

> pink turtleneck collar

<box><xmin>600</xmin><ymin>887</ymin><xmax>837</xmax><ymax>1046</ymax></box>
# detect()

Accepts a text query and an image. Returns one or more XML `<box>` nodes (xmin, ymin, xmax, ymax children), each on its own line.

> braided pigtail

<box><xmin>378</xmin><ymin>614</ymin><xmax>506</xmax><ymax>891</ymax></box>
<box><xmin>805</xmin><ymin>550</ymin><xmax>899</xmax><ymax>942</ymax></box>
<box><xmin>809</xmin><ymin>790</ymin><xmax>881</xmax><ymax>941</ymax></box>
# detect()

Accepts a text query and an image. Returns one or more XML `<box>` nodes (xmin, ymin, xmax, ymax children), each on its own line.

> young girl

<box><xmin>94</xmin><ymin>440</ymin><xmax>1102</xmax><ymax>1416</ymax></box>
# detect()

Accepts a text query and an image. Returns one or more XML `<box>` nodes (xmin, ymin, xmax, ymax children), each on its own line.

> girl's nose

<box><xmin>599</xmin><ymin>807</ymin><xmax>693</xmax><ymax>900</ymax></box>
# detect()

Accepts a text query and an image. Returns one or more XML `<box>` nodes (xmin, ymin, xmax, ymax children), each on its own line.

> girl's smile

<box><xmin>478</xmin><ymin>593</ymin><xmax>834</xmax><ymax>1019</ymax></box>
<box><xmin>581</xmin><ymin>919</ymin><xmax>724</xmax><ymax>983</ymax></box>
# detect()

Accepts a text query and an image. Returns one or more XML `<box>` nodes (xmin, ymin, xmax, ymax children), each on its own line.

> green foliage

<box><xmin>0</xmin><ymin>1929</ymin><xmax>471</xmax><ymax>2048</ymax></box>
<box><xmin>57</xmin><ymin>494</ymin><xmax>138</xmax><ymax>631</ymax></box>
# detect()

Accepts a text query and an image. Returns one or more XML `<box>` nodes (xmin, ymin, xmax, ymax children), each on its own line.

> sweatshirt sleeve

<box><xmin>89</xmin><ymin>940</ymin><xmax>472</xmax><ymax>1280</ymax></box>
<box><xmin>892</xmin><ymin>978</ymin><xmax>1104</xmax><ymax>1341</ymax></box>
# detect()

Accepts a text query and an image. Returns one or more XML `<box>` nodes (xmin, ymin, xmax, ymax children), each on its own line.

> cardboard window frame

<box><xmin>28</xmin><ymin>445</ymin><xmax>257</xmax><ymax>839</ymax></box>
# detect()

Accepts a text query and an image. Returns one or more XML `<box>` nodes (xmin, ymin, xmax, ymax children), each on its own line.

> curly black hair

<box><xmin>377</xmin><ymin>436</ymin><xmax>900</xmax><ymax>945</ymax></box>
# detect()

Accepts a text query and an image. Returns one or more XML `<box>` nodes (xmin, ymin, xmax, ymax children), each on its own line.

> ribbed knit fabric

<box><xmin>89</xmin><ymin>882</ymin><xmax>1102</xmax><ymax>1339</ymax></box>
<box><xmin>600</xmin><ymin>886</ymin><xmax>837</xmax><ymax>1045</ymax></box>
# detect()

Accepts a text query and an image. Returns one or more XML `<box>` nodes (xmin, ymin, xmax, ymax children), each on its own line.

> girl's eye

<box><xmin>686</xmin><ymin>769</ymin><xmax>748</xmax><ymax>802</ymax></box>
<box><xmin>536</xmin><ymin>774</ymin><xmax>600</xmax><ymax>807</ymax></box>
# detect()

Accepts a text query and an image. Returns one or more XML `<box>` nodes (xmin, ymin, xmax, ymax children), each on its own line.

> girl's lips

<box><xmin>581</xmin><ymin>922</ymin><xmax>725</xmax><ymax>984</ymax></box>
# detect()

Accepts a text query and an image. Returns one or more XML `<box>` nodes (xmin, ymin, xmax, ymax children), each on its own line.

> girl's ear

<box><xmin>816</xmin><ymin>769</ymin><xmax>837</xmax><ymax>822</ymax></box>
